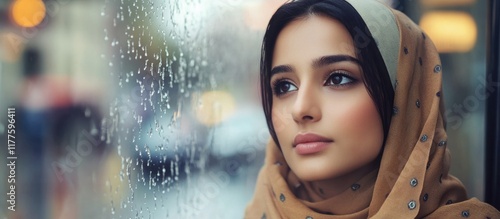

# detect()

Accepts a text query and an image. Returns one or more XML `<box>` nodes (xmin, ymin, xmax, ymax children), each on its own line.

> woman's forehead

<box><xmin>272</xmin><ymin>15</ymin><xmax>357</xmax><ymax>67</ymax></box>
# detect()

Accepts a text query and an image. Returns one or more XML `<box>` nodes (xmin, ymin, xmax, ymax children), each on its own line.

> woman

<box><xmin>245</xmin><ymin>0</ymin><xmax>500</xmax><ymax>218</ymax></box>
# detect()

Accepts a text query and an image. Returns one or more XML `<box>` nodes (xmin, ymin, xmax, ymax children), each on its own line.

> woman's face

<box><xmin>270</xmin><ymin>15</ymin><xmax>384</xmax><ymax>181</ymax></box>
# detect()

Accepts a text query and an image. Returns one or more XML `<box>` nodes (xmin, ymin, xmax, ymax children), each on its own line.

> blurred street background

<box><xmin>0</xmin><ymin>0</ymin><xmax>490</xmax><ymax>218</ymax></box>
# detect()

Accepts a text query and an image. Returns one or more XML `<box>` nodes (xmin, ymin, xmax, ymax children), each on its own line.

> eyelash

<box><xmin>324</xmin><ymin>71</ymin><xmax>357</xmax><ymax>87</ymax></box>
<box><xmin>271</xmin><ymin>71</ymin><xmax>357</xmax><ymax>97</ymax></box>
<box><xmin>271</xmin><ymin>77</ymin><xmax>294</xmax><ymax>96</ymax></box>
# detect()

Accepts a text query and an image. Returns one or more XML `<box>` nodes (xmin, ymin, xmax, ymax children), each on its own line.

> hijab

<box><xmin>245</xmin><ymin>0</ymin><xmax>500</xmax><ymax>218</ymax></box>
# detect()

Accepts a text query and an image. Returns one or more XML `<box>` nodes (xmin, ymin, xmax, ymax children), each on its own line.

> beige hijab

<box><xmin>245</xmin><ymin>1</ymin><xmax>500</xmax><ymax>218</ymax></box>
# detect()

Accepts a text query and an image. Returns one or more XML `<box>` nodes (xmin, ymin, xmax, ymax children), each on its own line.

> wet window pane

<box><xmin>0</xmin><ymin>0</ymin><xmax>491</xmax><ymax>218</ymax></box>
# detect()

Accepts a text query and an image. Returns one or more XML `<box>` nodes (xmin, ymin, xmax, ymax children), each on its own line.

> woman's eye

<box><xmin>272</xmin><ymin>80</ymin><xmax>297</xmax><ymax>96</ymax></box>
<box><xmin>325</xmin><ymin>73</ymin><xmax>355</xmax><ymax>86</ymax></box>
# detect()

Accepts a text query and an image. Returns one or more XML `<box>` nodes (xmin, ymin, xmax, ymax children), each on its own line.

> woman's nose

<box><xmin>291</xmin><ymin>86</ymin><xmax>322</xmax><ymax>123</ymax></box>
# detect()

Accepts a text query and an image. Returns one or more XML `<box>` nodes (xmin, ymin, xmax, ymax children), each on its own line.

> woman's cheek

<box><xmin>271</xmin><ymin>102</ymin><xmax>293</xmax><ymax>135</ymax></box>
<box><xmin>326</xmin><ymin>90</ymin><xmax>383</xmax><ymax>153</ymax></box>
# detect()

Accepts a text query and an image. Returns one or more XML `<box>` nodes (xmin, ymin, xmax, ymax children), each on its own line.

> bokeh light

<box><xmin>10</xmin><ymin>0</ymin><xmax>46</xmax><ymax>28</ymax></box>
<box><xmin>193</xmin><ymin>91</ymin><xmax>236</xmax><ymax>126</ymax></box>
<box><xmin>421</xmin><ymin>0</ymin><xmax>476</xmax><ymax>7</ymax></box>
<box><xmin>419</xmin><ymin>11</ymin><xmax>477</xmax><ymax>53</ymax></box>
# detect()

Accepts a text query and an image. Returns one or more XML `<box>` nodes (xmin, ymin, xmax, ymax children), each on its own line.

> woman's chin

<box><xmin>291</xmin><ymin>165</ymin><xmax>345</xmax><ymax>182</ymax></box>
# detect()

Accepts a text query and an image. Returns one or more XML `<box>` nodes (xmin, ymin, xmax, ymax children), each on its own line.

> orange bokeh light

<box><xmin>10</xmin><ymin>0</ymin><xmax>46</xmax><ymax>28</ymax></box>
<box><xmin>419</xmin><ymin>11</ymin><xmax>477</xmax><ymax>53</ymax></box>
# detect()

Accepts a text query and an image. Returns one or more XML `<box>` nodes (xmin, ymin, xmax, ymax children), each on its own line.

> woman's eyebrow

<box><xmin>271</xmin><ymin>65</ymin><xmax>294</xmax><ymax>76</ymax></box>
<box><xmin>312</xmin><ymin>55</ymin><xmax>361</xmax><ymax>69</ymax></box>
<box><xmin>270</xmin><ymin>55</ymin><xmax>360</xmax><ymax>76</ymax></box>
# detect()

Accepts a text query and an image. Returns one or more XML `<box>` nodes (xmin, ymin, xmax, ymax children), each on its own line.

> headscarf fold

<box><xmin>245</xmin><ymin>0</ymin><xmax>500</xmax><ymax>218</ymax></box>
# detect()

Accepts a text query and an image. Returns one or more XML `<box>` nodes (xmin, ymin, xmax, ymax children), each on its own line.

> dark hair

<box><xmin>261</xmin><ymin>0</ymin><xmax>395</xmax><ymax>148</ymax></box>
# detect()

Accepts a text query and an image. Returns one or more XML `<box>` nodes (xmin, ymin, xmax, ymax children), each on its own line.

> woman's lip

<box><xmin>293</xmin><ymin>133</ymin><xmax>333</xmax><ymax>155</ymax></box>
<box><xmin>295</xmin><ymin>142</ymin><xmax>331</xmax><ymax>155</ymax></box>
<box><xmin>293</xmin><ymin>133</ymin><xmax>333</xmax><ymax>147</ymax></box>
